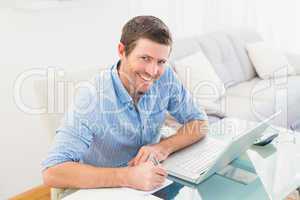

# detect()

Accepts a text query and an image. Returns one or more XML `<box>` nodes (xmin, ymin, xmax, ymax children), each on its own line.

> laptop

<box><xmin>162</xmin><ymin>112</ymin><xmax>280</xmax><ymax>184</ymax></box>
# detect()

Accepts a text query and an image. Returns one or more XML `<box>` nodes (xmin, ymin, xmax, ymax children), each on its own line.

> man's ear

<box><xmin>118</xmin><ymin>42</ymin><xmax>126</xmax><ymax>58</ymax></box>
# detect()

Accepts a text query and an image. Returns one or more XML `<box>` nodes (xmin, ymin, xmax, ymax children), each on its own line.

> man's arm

<box><xmin>43</xmin><ymin>161</ymin><xmax>167</xmax><ymax>191</ymax></box>
<box><xmin>158</xmin><ymin>119</ymin><xmax>208</xmax><ymax>155</ymax></box>
<box><xmin>42</xmin><ymin>162</ymin><xmax>127</xmax><ymax>189</ymax></box>
<box><xmin>129</xmin><ymin>119</ymin><xmax>208</xmax><ymax>166</ymax></box>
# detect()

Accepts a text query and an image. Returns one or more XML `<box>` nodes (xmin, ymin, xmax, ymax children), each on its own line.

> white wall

<box><xmin>0</xmin><ymin>1</ymin><xmax>125</xmax><ymax>199</ymax></box>
<box><xmin>1</xmin><ymin>0</ymin><xmax>300</xmax><ymax>199</ymax></box>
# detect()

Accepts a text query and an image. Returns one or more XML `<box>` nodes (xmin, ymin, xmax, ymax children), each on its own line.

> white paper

<box><xmin>62</xmin><ymin>179</ymin><xmax>173</xmax><ymax>200</ymax></box>
<box><xmin>123</xmin><ymin>179</ymin><xmax>173</xmax><ymax>195</ymax></box>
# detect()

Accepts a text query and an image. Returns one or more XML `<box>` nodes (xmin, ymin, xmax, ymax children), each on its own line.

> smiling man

<box><xmin>42</xmin><ymin>16</ymin><xmax>208</xmax><ymax>191</ymax></box>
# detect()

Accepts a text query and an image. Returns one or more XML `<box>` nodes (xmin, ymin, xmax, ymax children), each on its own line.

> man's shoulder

<box><xmin>71</xmin><ymin>67</ymin><xmax>116</xmax><ymax>115</ymax></box>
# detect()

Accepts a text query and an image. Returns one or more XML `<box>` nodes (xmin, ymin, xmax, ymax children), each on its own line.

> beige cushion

<box><xmin>246</xmin><ymin>42</ymin><xmax>296</xmax><ymax>79</ymax></box>
<box><xmin>173</xmin><ymin>50</ymin><xmax>226</xmax><ymax>107</ymax></box>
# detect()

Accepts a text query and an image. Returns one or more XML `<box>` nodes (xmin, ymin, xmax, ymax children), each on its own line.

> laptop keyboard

<box><xmin>178</xmin><ymin>138</ymin><xmax>225</xmax><ymax>174</ymax></box>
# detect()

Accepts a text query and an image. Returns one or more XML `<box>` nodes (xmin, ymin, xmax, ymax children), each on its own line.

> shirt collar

<box><xmin>111</xmin><ymin>60</ymin><xmax>133</xmax><ymax>104</ymax></box>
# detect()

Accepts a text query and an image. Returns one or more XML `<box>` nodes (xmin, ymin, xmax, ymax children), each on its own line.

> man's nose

<box><xmin>145</xmin><ymin>62</ymin><xmax>159</xmax><ymax>77</ymax></box>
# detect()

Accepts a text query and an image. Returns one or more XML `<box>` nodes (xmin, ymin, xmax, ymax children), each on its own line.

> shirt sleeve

<box><xmin>166</xmin><ymin>67</ymin><xmax>208</xmax><ymax>124</ymax></box>
<box><xmin>41</xmin><ymin>86</ymin><xmax>96</xmax><ymax>171</ymax></box>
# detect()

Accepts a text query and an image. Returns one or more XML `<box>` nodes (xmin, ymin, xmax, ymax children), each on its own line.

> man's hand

<box><xmin>128</xmin><ymin>144</ymin><xmax>170</xmax><ymax>166</ymax></box>
<box><xmin>125</xmin><ymin>161</ymin><xmax>167</xmax><ymax>191</ymax></box>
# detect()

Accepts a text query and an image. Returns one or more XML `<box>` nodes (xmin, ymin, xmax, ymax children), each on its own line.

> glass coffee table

<box><xmin>153</xmin><ymin>159</ymin><xmax>269</xmax><ymax>200</ymax></box>
<box><xmin>152</xmin><ymin>122</ymin><xmax>300</xmax><ymax>200</ymax></box>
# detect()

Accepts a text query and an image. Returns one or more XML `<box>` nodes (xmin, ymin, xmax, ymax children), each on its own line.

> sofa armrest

<box><xmin>286</xmin><ymin>52</ymin><xmax>300</xmax><ymax>74</ymax></box>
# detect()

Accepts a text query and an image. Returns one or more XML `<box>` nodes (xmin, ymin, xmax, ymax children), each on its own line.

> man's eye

<box><xmin>158</xmin><ymin>60</ymin><xmax>166</xmax><ymax>65</ymax></box>
<box><xmin>141</xmin><ymin>56</ymin><xmax>150</xmax><ymax>62</ymax></box>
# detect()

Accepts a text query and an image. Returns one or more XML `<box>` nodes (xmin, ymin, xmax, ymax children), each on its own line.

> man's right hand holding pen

<box><xmin>126</xmin><ymin>152</ymin><xmax>168</xmax><ymax>191</ymax></box>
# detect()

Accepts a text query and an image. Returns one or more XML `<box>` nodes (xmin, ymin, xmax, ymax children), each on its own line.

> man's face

<box><xmin>118</xmin><ymin>38</ymin><xmax>171</xmax><ymax>95</ymax></box>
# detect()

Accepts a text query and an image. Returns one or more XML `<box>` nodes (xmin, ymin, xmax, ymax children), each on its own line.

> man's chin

<box><xmin>136</xmin><ymin>86</ymin><xmax>151</xmax><ymax>95</ymax></box>
<box><xmin>136</xmin><ymin>91</ymin><xmax>145</xmax><ymax>96</ymax></box>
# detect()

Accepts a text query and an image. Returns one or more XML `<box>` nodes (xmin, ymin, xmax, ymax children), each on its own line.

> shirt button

<box><xmin>128</xmin><ymin>103</ymin><xmax>133</xmax><ymax>110</ymax></box>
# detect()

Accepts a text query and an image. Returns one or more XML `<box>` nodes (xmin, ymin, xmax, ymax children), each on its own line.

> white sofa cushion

<box><xmin>225</xmin><ymin>76</ymin><xmax>300</xmax><ymax>127</ymax></box>
<box><xmin>170</xmin><ymin>30</ymin><xmax>262</xmax><ymax>88</ymax></box>
<box><xmin>246</xmin><ymin>42</ymin><xmax>296</xmax><ymax>79</ymax></box>
<box><xmin>197</xmin><ymin>32</ymin><xmax>258</xmax><ymax>88</ymax></box>
<box><xmin>173</xmin><ymin>50</ymin><xmax>226</xmax><ymax>105</ymax></box>
<box><xmin>170</xmin><ymin>36</ymin><xmax>202</xmax><ymax>61</ymax></box>
<box><xmin>226</xmin><ymin>30</ymin><xmax>263</xmax><ymax>79</ymax></box>
<box><xmin>218</xmin><ymin>95</ymin><xmax>278</xmax><ymax>125</ymax></box>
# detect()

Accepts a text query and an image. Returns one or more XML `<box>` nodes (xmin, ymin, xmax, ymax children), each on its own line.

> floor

<box><xmin>9</xmin><ymin>185</ymin><xmax>50</xmax><ymax>200</ymax></box>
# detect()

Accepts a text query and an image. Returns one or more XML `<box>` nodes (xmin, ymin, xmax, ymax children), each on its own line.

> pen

<box><xmin>149</xmin><ymin>153</ymin><xmax>160</xmax><ymax>166</ymax></box>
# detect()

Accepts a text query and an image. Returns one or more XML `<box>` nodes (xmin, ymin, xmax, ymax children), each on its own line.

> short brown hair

<box><xmin>120</xmin><ymin>15</ymin><xmax>172</xmax><ymax>56</ymax></box>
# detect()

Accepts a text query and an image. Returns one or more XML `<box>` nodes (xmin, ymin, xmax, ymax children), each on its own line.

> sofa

<box><xmin>170</xmin><ymin>29</ymin><xmax>300</xmax><ymax>129</ymax></box>
<box><xmin>35</xmin><ymin>29</ymin><xmax>300</xmax><ymax>200</ymax></box>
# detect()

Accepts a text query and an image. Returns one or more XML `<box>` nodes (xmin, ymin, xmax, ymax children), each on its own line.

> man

<box><xmin>42</xmin><ymin>15</ymin><xmax>208</xmax><ymax>191</ymax></box>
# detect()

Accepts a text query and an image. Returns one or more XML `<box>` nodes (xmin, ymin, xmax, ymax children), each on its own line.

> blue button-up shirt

<box><xmin>42</xmin><ymin>62</ymin><xmax>207</xmax><ymax>170</ymax></box>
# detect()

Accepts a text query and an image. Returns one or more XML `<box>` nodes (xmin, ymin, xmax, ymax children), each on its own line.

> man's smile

<box><xmin>137</xmin><ymin>72</ymin><xmax>153</xmax><ymax>82</ymax></box>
